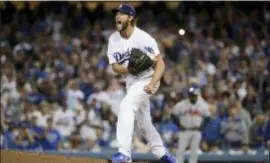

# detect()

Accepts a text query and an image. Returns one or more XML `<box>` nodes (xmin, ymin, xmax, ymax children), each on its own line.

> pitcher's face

<box><xmin>115</xmin><ymin>11</ymin><xmax>131</xmax><ymax>31</ymax></box>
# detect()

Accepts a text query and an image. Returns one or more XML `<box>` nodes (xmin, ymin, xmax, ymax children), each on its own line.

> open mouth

<box><xmin>116</xmin><ymin>20</ymin><xmax>122</xmax><ymax>25</ymax></box>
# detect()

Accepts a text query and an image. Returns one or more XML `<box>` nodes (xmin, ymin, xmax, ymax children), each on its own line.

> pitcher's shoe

<box><xmin>160</xmin><ymin>152</ymin><xmax>177</xmax><ymax>163</ymax></box>
<box><xmin>110</xmin><ymin>152</ymin><xmax>132</xmax><ymax>163</ymax></box>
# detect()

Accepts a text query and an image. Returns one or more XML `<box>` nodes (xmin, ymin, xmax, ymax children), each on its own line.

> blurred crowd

<box><xmin>0</xmin><ymin>2</ymin><xmax>270</xmax><ymax>154</ymax></box>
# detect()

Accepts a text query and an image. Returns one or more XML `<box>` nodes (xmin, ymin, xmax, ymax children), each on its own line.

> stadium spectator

<box><xmin>264</xmin><ymin>120</ymin><xmax>270</xmax><ymax>149</ymax></box>
<box><xmin>242</xmin><ymin>86</ymin><xmax>259</xmax><ymax>119</ymax></box>
<box><xmin>95</xmin><ymin>128</ymin><xmax>109</xmax><ymax>148</ymax></box>
<box><xmin>53</xmin><ymin>104</ymin><xmax>75</xmax><ymax>139</ymax></box>
<box><xmin>14</xmin><ymin>122</ymin><xmax>41</xmax><ymax>150</ymax></box>
<box><xmin>104</xmin><ymin>77</ymin><xmax>125</xmax><ymax>116</ymax></box>
<box><xmin>201</xmin><ymin>104</ymin><xmax>222</xmax><ymax>154</ymax></box>
<box><xmin>0</xmin><ymin>126</ymin><xmax>4</xmax><ymax>149</ymax></box>
<box><xmin>231</xmin><ymin>100</ymin><xmax>252</xmax><ymax>145</ymax></box>
<box><xmin>40</xmin><ymin>117</ymin><xmax>61</xmax><ymax>150</ymax></box>
<box><xmin>25</xmin><ymin>85</ymin><xmax>46</xmax><ymax>105</ymax></box>
<box><xmin>29</xmin><ymin>115</ymin><xmax>44</xmax><ymax>148</ymax></box>
<box><xmin>65</xmin><ymin>80</ymin><xmax>85</xmax><ymax>111</ymax></box>
<box><xmin>73</xmin><ymin>103</ymin><xmax>86</xmax><ymax>128</ymax></box>
<box><xmin>221</xmin><ymin>107</ymin><xmax>247</xmax><ymax>149</ymax></box>
<box><xmin>31</xmin><ymin>101</ymin><xmax>51</xmax><ymax>127</ymax></box>
<box><xmin>216</xmin><ymin>91</ymin><xmax>231</xmax><ymax>121</ymax></box>
<box><xmin>249</xmin><ymin>115</ymin><xmax>266</xmax><ymax>149</ymax></box>
<box><xmin>79</xmin><ymin>105</ymin><xmax>99</xmax><ymax>143</ymax></box>
<box><xmin>79</xmin><ymin>137</ymin><xmax>101</xmax><ymax>152</ymax></box>
<box><xmin>2</xmin><ymin>123</ymin><xmax>19</xmax><ymax>149</ymax></box>
<box><xmin>159</xmin><ymin>113</ymin><xmax>179</xmax><ymax>148</ymax></box>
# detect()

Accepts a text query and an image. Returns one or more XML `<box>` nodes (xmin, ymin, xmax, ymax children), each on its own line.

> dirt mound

<box><xmin>0</xmin><ymin>150</ymin><xmax>148</xmax><ymax>163</ymax></box>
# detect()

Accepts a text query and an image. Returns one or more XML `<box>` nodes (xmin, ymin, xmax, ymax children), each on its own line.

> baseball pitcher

<box><xmin>172</xmin><ymin>86</ymin><xmax>210</xmax><ymax>163</ymax></box>
<box><xmin>107</xmin><ymin>4</ymin><xmax>176</xmax><ymax>163</ymax></box>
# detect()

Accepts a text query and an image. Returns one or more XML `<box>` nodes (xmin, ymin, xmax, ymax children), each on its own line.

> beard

<box><xmin>116</xmin><ymin>20</ymin><xmax>129</xmax><ymax>31</ymax></box>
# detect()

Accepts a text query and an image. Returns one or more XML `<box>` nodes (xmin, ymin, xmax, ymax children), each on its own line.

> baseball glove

<box><xmin>128</xmin><ymin>48</ymin><xmax>154</xmax><ymax>75</ymax></box>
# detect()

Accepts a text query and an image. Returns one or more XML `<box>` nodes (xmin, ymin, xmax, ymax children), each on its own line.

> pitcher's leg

<box><xmin>189</xmin><ymin>131</ymin><xmax>202</xmax><ymax>163</ymax></box>
<box><xmin>116</xmin><ymin>98</ymin><xmax>136</xmax><ymax>157</ymax></box>
<box><xmin>116</xmin><ymin>84</ymin><xmax>142</xmax><ymax>158</ymax></box>
<box><xmin>135</xmin><ymin>99</ymin><xmax>166</xmax><ymax>158</ymax></box>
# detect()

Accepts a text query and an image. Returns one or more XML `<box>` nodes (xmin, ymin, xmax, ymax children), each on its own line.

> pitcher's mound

<box><xmin>0</xmin><ymin>150</ymin><xmax>148</xmax><ymax>163</ymax></box>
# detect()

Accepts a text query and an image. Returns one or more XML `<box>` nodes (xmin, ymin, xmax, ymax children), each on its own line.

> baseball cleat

<box><xmin>110</xmin><ymin>152</ymin><xmax>132</xmax><ymax>163</ymax></box>
<box><xmin>160</xmin><ymin>152</ymin><xmax>177</xmax><ymax>163</ymax></box>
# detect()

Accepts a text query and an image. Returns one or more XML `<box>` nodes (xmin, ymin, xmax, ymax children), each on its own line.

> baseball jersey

<box><xmin>107</xmin><ymin>26</ymin><xmax>160</xmax><ymax>85</ymax></box>
<box><xmin>53</xmin><ymin>109</ymin><xmax>75</xmax><ymax>137</ymax></box>
<box><xmin>172</xmin><ymin>97</ymin><xmax>210</xmax><ymax>129</ymax></box>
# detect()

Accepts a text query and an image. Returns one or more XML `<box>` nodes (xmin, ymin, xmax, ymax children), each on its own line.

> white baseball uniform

<box><xmin>172</xmin><ymin>96</ymin><xmax>210</xmax><ymax>163</ymax></box>
<box><xmin>53</xmin><ymin>108</ymin><xmax>75</xmax><ymax>138</ymax></box>
<box><xmin>107</xmin><ymin>26</ymin><xmax>166</xmax><ymax>158</ymax></box>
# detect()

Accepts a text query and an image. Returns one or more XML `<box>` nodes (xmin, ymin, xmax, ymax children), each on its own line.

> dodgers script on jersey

<box><xmin>172</xmin><ymin>97</ymin><xmax>210</xmax><ymax>128</ymax></box>
<box><xmin>107</xmin><ymin>27</ymin><xmax>160</xmax><ymax>85</ymax></box>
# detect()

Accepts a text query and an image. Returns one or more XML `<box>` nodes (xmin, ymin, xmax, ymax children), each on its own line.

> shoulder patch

<box><xmin>145</xmin><ymin>46</ymin><xmax>154</xmax><ymax>54</ymax></box>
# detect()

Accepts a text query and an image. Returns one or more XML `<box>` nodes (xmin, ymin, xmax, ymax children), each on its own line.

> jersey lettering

<box><xmin>113</xmin><ymin>48</ymin><xmax>131</xmax><ymax>64</ymax></box>
<box><xmin>185</xmin><ymin>109</ymin><xmax>201</xmax><ymax>116</ymax></box>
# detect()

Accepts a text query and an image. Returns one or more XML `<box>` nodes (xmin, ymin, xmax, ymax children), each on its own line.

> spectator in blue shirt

<box><xmin>14</xmin><ymin>122</ymin><xmax>41</xmax><ymax>150</ymax></box>
<box><xmin>29</xmin><ymin>116</ymin><xmax>44</xmax><ymax>144</ymax></box>
<box><xmin>264</xmin><ymin>120</ymin><xmax>270</xmax><ymax>149</ymax></box>
<box><xmin>25</xmin><ymin>86</ymin><xmax>46</xmax><ymax>105</ymax></box>
<box><xmin>160</xmin><ymin>114</ymin><xmax>179</xmax><ymax>148</ymax></box>
<box><xmin>202</xmin><ymin>104</ymin><xmax>222</xmax><ymax>152</ymax></box>
<box><xmin>40</xmin><ymin>117</ymin><xmax>61</xmax><ymax>150</ymax></box>
<box><xmin>3</xmin><ymin>123</ymin><xmax>19</xmax><ymax>149</ymax></box>
<box><xmin>249</xmin><ymin>115</ymin><xmax>266</xmax><ymax>149</ymax></box>
<box><xmin>217</xmin><ymin>91</ymin><xmax>230</xmax><ymax>121</ymax></box>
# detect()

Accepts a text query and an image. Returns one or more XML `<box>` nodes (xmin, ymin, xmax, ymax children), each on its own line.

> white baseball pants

<box><xmin>177</xmin><ymin>130</ymin><xmax>201</xmax><ymax>163</ymax></box>
<box><xmin>117</xmin><ymin>78</ymin><xmax>166</xmax><ymax>158</ymax></box>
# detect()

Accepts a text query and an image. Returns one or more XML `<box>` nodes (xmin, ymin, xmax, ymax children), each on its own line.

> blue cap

<box><xmin>188</xmin><ymin>86</ymin><xmax>200</xmax><ymax>96</ymax></box>
<box><xmin>112</xmin><ymin>4</ymin><xmax>136</xmax><ymax>17</ymax></box>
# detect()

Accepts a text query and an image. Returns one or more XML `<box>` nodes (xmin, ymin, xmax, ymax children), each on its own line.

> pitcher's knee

<box><xmin>119</xmin><ymin>98</ymin><xmax>138</xmax><ymax>112</ymax></box>
<box><xmin>119</xmin><ymin>100</ymin><xmax>130</xmax><ymax>111</ymax></box>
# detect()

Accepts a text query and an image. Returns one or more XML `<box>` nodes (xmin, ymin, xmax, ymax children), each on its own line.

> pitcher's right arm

<box><xmin>112</xmin><ymin>63</ymin><xmax>129</xmax><ymax>75</ymax></box>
